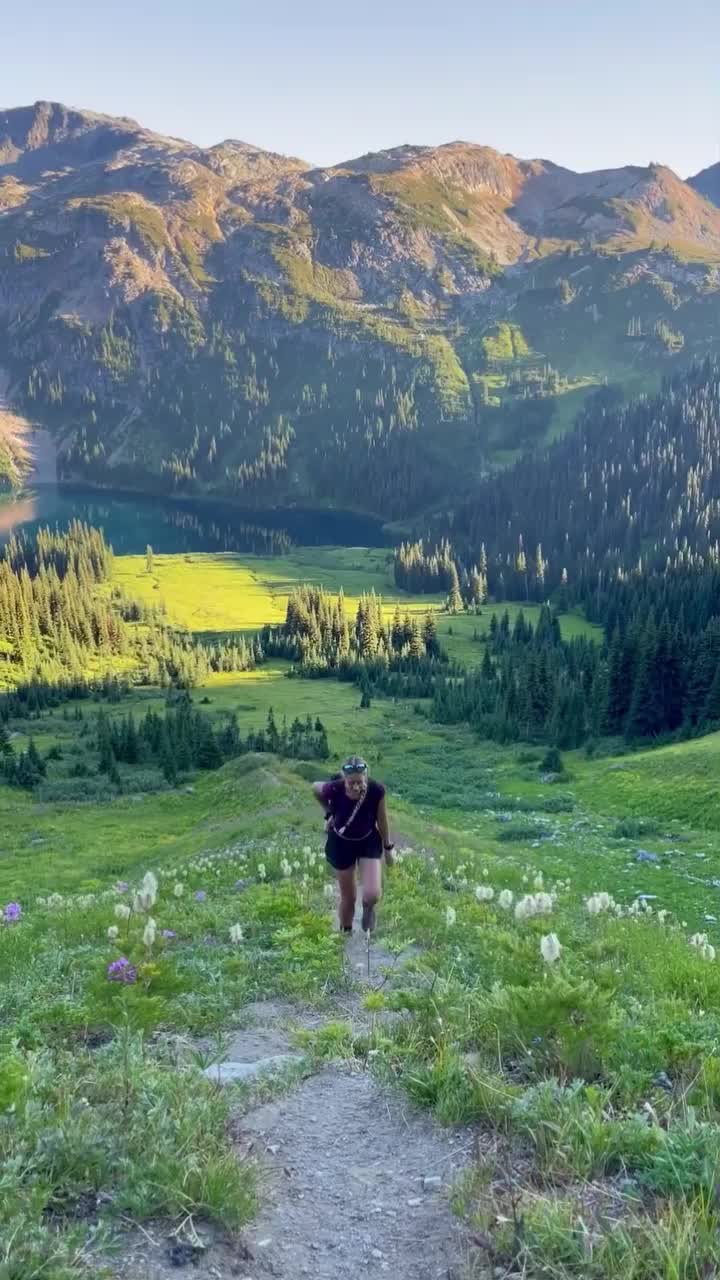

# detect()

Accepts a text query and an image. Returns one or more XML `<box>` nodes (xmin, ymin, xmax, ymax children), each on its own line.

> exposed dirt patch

<box><xmin>235</xmin><ymin>1066</ymin><xmax>472</xmax><ymax>1279</ymax></box>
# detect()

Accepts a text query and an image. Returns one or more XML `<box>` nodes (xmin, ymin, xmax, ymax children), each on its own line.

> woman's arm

<box><xmin>312</xmin><ymin>781</ymin><xmax>329</xmax><ymax>810</ymax></box>
<box><xmin>376</xmin><ymin>796</ymin><xmax>394</xmax><ymax>863</ymax></box>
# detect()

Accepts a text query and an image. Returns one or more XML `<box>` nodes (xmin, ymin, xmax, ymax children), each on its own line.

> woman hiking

<box><xmin>312</xmin><ymin>755</ymin><xmax>394</xmax><ymax>933</ymax></box>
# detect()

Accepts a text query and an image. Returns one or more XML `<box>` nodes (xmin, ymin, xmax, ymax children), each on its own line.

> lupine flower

<box><xmin>498</xmin><ymin>890</ymin><xmax>514</xmax><ymax>910</ymax></box>
<box><xmin>115</xmin><ymin>882</ymin><xmax>129</xmax><ymax>894</ymax></box>
<box><xmin>445</xmin><ymin>906</ymin><xmax>457</xmax><ymax>927</ymax></box>
<box><xmin>540</xmin><ymin>933</ymin><xmax>562</xmax><ymax>964</ymax></box>
<box><xmin>107</xmin><ymin>925</ymin><xmax>120</xmax><ymax>941</ymax></box>
<box><xmin>194</xmin><ymin>890</ymin><xmax>206</xmax><ymax>902</ymax></box>
<box><xmin>143</xmin><ymin>918</ymin><xmax>157</xmax><ymax>948</ymax></box>
<box><xmin>3</xmin><ymin>903</ymin><xmax>22</xmax><ymax>924</ymax></box>
<box><xmin>115</xmin><ymin>903</ymin><xmax>131</xmax><ymax>921</ymax></box>
<box><xmin>161</xmin><ymin>929</ymin><xmax>177</xmax><ymax>940</ymax></box>
<box><xmin>475</xmin><ymin>885</ymin><xmax>495</xmax><ymax>902</ymax></box>
<box><xmin>173</xmin><ymin>882</ymin><xmax>184</xmax><ymax>898</ymax></box>
<box><xmin>107</xmin><ymin>957</ymin><xmax>137</xmax><ymax>983</ymax></box>
<box><xmin>229</xmin><ymin>923</ymin><xmax>244</xmax><ymax>944</ymax></box>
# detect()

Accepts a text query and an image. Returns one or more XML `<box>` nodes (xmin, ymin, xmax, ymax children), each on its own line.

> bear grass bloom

<box><xmin>475</xmin><ymin>885</ymin><xmax>495</xmax><ymax>903</ymax></box>
<box><xmin>585</xmin><ymin>892</ymin><xmax>615</xmax><ymax>915</ymax></box>
<box><xmin>540</xmin><ymin>933</ymin><xmax>562</xmax><ymax>964</ymax></box>
<box><xmin>515</xmin><ymin>893</ymin><xmax>554</xmax><ymax>921</ymax></box>
<box><xmin>229</xmin><ymin>924</ymin><xmax>244</xmax><ymax>944</ymax></box>
<box><xmin>445</xmin><ymin>906</ymin><xmax>457</xmax><ymax>928</ymax></box>
<box><xmin>498</xmin><ymin>889</ymin><xmax>514</xmax><ymax>910</ymax></box>
<box><xmin>143</xmin><ymin>918</ymin><xmax>157</xmax><ymax>948</ymax></box>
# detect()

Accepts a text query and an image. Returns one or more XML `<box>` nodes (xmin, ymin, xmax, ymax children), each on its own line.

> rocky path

<box><xmin>111</xmin><ymin>906</ymin><xmax>474</xmax><ymax>1280</ymax></box>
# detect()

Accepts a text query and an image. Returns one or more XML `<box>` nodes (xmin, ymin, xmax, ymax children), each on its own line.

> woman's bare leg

<box><xmin>336</xmin><ymin>866</ymin><xmax>356</xmax><ymax>931</ymax></box>
<box><xmin>359</xmin><ymin>857</ymin><xmax>382</xmax><ymax>931</ymax></box>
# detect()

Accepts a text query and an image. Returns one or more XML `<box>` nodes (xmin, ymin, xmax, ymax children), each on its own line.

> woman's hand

<box><xmin>383</xmin><ymin>845</ymin><xmax>395</xmax><ymax>867</ymax></box>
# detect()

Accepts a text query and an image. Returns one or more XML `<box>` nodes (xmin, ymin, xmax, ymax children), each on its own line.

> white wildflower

<box><xmin>107</xmin><ymin>925</ymin><xmax>119</xmax><ymax>941</ymax></box>
<box><xmin>229</xmin><ymin>923</ymin><xmax>244</xmax><ymax>944</ymax></box>
<box><xmin>690</xmin><ymin>933</ymin><xmax>709</xmax><ymax>949</ymax></box>
<box><xmin>141</xmin><ymin>871</ymin><xmax>158</xmax><ymax>903</ymax></box>
<box><xmin>533</xmin><ymin>873</ymin><xmax>544</xmax><ymax>890</ymax></box>
<box><xmin>586</xmin><ymin>892</ymin><xmax>614</xmax><ymax>915</ymax></box>
<box><xmin>323</xmin><ymin>884</ymin><xmax>335</xmax><ymax>900</ymax></box>
<box><xmin>475</xmin><ymin>885</ymin><xmax>495</xmax><ymax>902</ymax></box>
<box><xmin>302</xmin><ymin>846</ymin><xmax>312</xmax><ymax>856</ymax></box>
<box><xmin>173</xmin><ymin>882</ymin><xmax>184</xmax><ymax>898</ymax></box>
<box><xmin>281</xmin><ymin>858</ymin><xmax>292</xmax><ymax>878</ymax></box>
<box><xmin>498</xmin><ymin>889</ymin><xmax>514</xmax><ymax>910</ymax></box>
<box><xmin>540</xmin><ymin>933</ymin><xmax>562</xmax><ymax>964</ymax></box>
<box><xmin>258</xmin><ymin>863</ymin><xmax>267</xmax><ymax>881</ymax></box>
<box><xmin>115</xmin><ymin>903</ymin><xmax>131</xmax><ymax>921</ymax></box>
<box><xmin>703</xmin><ymin>943</ymin><xmax>717</xmax><ymax>962</ymax></box>
<box><xmin>445</xmin><ymin>906</ymin><xmax>457</xmax><ymax>928</ymax></box>
<box><xmin>657</xmin><ymin>909</ymin><xmax>669</xmax><ymax>924</ymax></box>
<box><xmin>515</xmin><ymin>892</ymin><xmax>553</xmax><ymax>921</ymax></box>
<box><xmin>143</xmin><ymin>917</ymin><xmax>157</xmax><ymax>948</ymax></box>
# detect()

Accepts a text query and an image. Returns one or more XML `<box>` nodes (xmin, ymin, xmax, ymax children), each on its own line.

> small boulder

<box><xmin>203</xmin><ymin>1054</ymin><xmax>303</xmax><ymax>1085</ymax></box>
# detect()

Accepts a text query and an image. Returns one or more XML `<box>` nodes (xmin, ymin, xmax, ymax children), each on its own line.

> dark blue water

<box><xmin>0</xmin><ymin>486</ymin><xmax>388</xmax><ymax>555</ymax></box>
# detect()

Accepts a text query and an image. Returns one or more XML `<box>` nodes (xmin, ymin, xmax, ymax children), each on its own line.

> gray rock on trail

<box><xmin>203</xmin><ymin>1054</ymin><xmax>303</xmax><ymax>1085</ymax></box>
<box><xmin>636</xmin><ymin>849</ymin><xmax>660</xmax><ymax>863</ymax></box>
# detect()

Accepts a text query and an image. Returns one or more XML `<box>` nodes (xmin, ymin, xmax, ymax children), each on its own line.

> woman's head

<box><xmin>341</xmin><ymin>754</ymin><xmax>368</xmax><ymax>797</ymax></box>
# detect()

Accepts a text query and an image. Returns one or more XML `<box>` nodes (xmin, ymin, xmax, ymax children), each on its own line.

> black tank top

<box><xmin>322</xmin><ymin>778</ymin><xmax>385</xmax><ymax>841</ymax></box>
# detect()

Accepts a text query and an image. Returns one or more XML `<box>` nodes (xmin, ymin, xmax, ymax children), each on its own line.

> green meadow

<box><xmin>4</xmin><ymin>543</ymin><xmax>720</xmax><ymax>1279</ymax></box>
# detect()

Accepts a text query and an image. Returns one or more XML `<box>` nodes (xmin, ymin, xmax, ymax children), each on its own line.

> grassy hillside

<box><xmin>7</xmin><ymin>707</ymin><xmax>720</xmax><ymax>1275</ymax></box>
<box><xmin>5</xmin><ymin>539</ymin><xmax>720</xmax><ymax>1276</ymax></box>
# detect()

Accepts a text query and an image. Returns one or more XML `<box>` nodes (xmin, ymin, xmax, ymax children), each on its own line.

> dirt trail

<box><xmin>111</xmin><ymin>902</ymin><xmax>474</xmax><ymax>1280</ymax></box>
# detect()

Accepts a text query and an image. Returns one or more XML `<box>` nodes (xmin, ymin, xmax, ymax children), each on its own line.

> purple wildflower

<box><xmin>115</xmin><ymin>881</ymin><xmax>130</xmax><ymax>894</ymax></box>
<box><xmin>3</xmin><ymin>902</ymin><xmax>22</xmax><ymax>924</ymax></box>
<box><xmin>107</xmin><ymin>956</ymin><xmax>138</xmax><ymax>984</ymax></box>
<box><xmin>161</xmin><ymin>929</ymin><xmax>177</xmax><ymax>940</ymax></box>
<box><xmin>194</xmin><ymin>890</ymin><xmax>207</xmax><ymax>902</ymax></box>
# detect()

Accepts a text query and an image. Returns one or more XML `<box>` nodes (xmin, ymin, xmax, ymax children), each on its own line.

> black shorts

<box><xmin>325</xmin><ymin>828</ymin><xmax>382</xmax><ymax>871</ymax></box>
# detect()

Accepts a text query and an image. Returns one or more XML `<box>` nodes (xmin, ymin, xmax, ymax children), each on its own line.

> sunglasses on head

<box><xmin>341</xmin><ymin>757</ymin><xmax>367</xmax><ymax>775</ymax></box>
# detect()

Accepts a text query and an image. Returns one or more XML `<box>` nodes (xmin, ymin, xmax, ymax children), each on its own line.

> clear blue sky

<box><xmin>5</xmin><ymin>0</ymin><xmax>718</xmax><ymax>176</ymax></box>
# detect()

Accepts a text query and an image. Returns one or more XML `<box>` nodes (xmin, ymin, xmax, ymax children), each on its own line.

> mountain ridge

<box><xmin>1</xmin><ymin>99</ymin><xmax>720</xmax><ymax>512</ymax></box>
